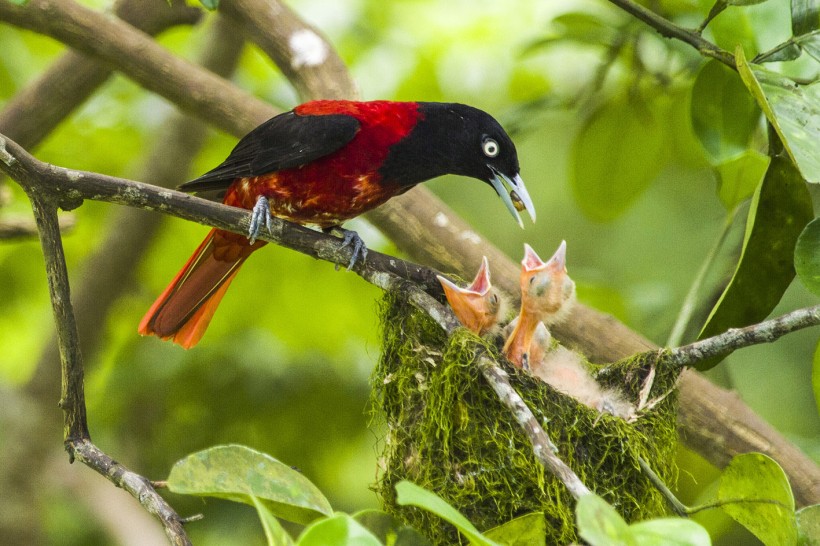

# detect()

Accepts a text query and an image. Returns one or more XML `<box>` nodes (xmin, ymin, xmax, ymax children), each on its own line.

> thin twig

<box><xmin>15</xmin><ymin>178</ymin><xmax>190</xmax><ymax>543</ymax></box>
<box><xmin>71</xmin><ymin>440</ymin><xmax>191</xmax><ymax>546</ymax></box>
<box><xmin>605</xmin><ymin>0</ymin><xmax>735</xmax><ymax>68</ymax></box>
<box><xmin>666</xmin><ymin>208</ymin><xmax>739</xmax><ymax>347</ymax></box>
<box><xmin>669</xmin><ymin>305</ymin><xmax>820</xmax><ymax>368</ymax></box>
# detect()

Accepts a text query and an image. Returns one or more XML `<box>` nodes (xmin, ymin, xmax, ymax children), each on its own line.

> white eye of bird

<box><xmin>482</xmin><ymin>138</ymin><xmax>499</xmax><ymax>158</ymax></box>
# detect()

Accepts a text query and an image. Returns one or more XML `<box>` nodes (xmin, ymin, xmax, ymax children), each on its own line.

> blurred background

<box><xmin>0</xmin><ymin>0</ymin><xmax>818</xmax><ymax>543</ymax></box>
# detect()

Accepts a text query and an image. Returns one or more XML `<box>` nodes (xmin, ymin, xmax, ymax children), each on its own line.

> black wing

<box><xmin>179</xmin><ymin>111</ymin><xmax>360</xmax><ymax>192</ymax></box>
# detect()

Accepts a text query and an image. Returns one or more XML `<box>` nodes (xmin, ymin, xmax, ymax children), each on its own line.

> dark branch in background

<box><xmin>3</xmin><ymin>141</ymin><xmax>191</xmax><ymax>546</ymax></box>
<box><xmin>9</xmin><ymin>134</ymin><xmax>820</xmax><ymax>506</ymax></box>
<box><xmin>0</xmin><ymin>0</ymin><xmax>272</xmax><ymax>135</ymax></box>
<box><xmin>0</xmin><ymin>214</ymin><xmax>74</xmax><ymax>240</ymax></box>
<box><xmin>0</xmin><ymin>0</ymin><xmax>201</xmax><ymax>150</ymax></box>
<box><xmin>220</xmin><ymin>0</ymin><xmax>357</xmax><ymax>100</ymax></box>
<box><xmin>0</xmin><ymin>131</ymin><xmax>592</xmax><ymax>501</ymax></box>
<box><xmin>605</xmin><ymin>0</ymin><xmax>736</xmax><ymax>68</ymax></box>
<box><xmin>0</xmin><ymin>135</ymin><xmax>443</xmax><ymax>294</ymax></box>
<box><xmin>0</xmin><ymin>8</ymin><xmax>242</xmax><ymax>543</ymax></box>
<box><xmin>2</xmin><ymin>0</ymin><xmax>818</xmax><ymax>508</ymax></box>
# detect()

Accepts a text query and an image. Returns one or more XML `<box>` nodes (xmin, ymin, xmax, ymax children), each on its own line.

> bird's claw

<box><xmin>248</xmin><ymin>196</ymin><xmax>273</xmax><ymax>245</ymax></box>
<box><xmin>338</xmin><ymin>228</ymin><xmax>367</xmax><ymax>270</ymax></box>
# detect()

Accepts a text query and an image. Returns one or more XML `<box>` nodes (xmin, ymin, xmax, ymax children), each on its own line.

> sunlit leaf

<box><xmin>709</xmin><ymin>7</ymin><xmax>757</xmax><ymax>53</ymax></box>
<box><xmin>252</xmin><ymin>495</ymin><xmax>295</xmax><ymax>546</ymax></box>
<box><xmin>796</xmin><ymin>30</ymin><xmax>820</xmax><ymax>62</ymax></box>
<box><xmin>736</xmin><ymin>47</ymin><xmax>820</xmax><ymax>183</ymax></box>
<box><xmin>353</xmin><ymin>509</ymin><xmax>432</xmax><ymax>546</ymax></box>
<box><xmin>571</xmin><ymin>99</ymin><xmax>665</xmax><ymax>222</ymax></box>
<box><xmin>715</xmin><ymin>151</ymin><xmax>769</xmax><ymax>210</ymax></box>
<box><xmin>795</xmin><ymin>218</ymin><xmax>820</xmax><ymax>296</ymax></box>
<box><xmin>167</xmin><ymin>445</ymin><xmax>333</xmax><ymax>525</ymax></box>
<box><xmin>395</xmin><ymin>481</ymin><xmax>499</xmax><ymax>546</ymax></box>
<box><xmin>484</xmin><ymin>512</ymin><xmax>546</xmax><ymax>545</ymax></box>
<box><xmin>718</xmin><ymin>453</ymin><xmax>797</xmax><ymax>546</ymax></box>
<box><xmin>797</xmin><ymin>504</ymin><xmax>820</xmax><ymax>545</ymax></box>
<box><xmin>792</xmin><ymin>0</ymin><xmax>820</xmax><ymax>35</ymax></box>
<box><xmin>576</xmin><ymin>494</ymin><xmax>635</xmax><ymax>546</ymax></box>
<box><xmin>521</xmin><ymin>13</ymin><xmax>619</xmax><ymax>54</ymax></box>
<box><xmin>296</xmin><ymin>514</ymin><xmax>382</xmax><ymax>546</ymax></box>
<box><xmin>630</xmin><ymin>518</ymin><xmax>712</xmax><ymax>545</ymax></box>
<box><xmin>697</xmin><ymin>156</ymin><xmax>813</xmax><ymax>370</ymax></box>
<box><xmin>691</xmin><ymin>61</ymin><xmax>761</xmax><ymax>161</ymax></box>
<box><xmin>755</xmin><ymin>41</ymin><xmax>803</xmax><ymax>63</ymax></box>
<box><xmin>813</xmin><ymin>342</ymin><xmax>820</xmax><ymax>418</ymax></box>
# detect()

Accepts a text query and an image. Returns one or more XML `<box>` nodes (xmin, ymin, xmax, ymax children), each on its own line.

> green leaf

<box><xmin>576</xmin><ymin>494</ymin><xmax>636</xmax><ymax>546</ymax></box>
<box><xmin>792</xmin><ymin>0</ymin><xmax>820</xmax><ymax>35</ymax></box>
<box><xmin>795</xmin><ymin>218</ymin><xmax>820</xmax><ymax>296</ymax></box>
<box><xmin>167</xmin><ymin>445</ymin><xmax>333</xmax><ymax>525</ymax></box>
<box><xmin>522</xmin><ymin>13</ymin><xmax>619</xmax><ymax>53</ymax></box>
<box><xmin>484</xmin><ymin>512</ymin><xmax>546</xmax><ymax>545</ymax></box>
<box><xmin>797</xmin><ymin>30</ymin><xmax>820</xmax><ymax>62</ymax></box>
<box><xmin>395</xmin><ymin>481</ymin><xmax>499</xmax><ymax>546</ymax></box>
<box><xmin>715</xmin><ymin>151</ymin><xmax>770</xmax><ymax>210</ymax></box>
<box><xmin>736</xmin><ymin>47</ymin><xmax>820</xmax><ymax>183</ymax></box>
<box><xmin>691</xmin><ymin>60</ymin><xmax>762</xmax><ymax>162</ymax></box>
<box><xmin>571</xmin><ymin>99</ymin><xmax>665</xmax><ymax>222</ymax></box>
<box><xmin>696</xmin><ymin>156</ymin><xmax>813</xmax><ymax>370</ymax></box>
<box><xmin>797</xmin><ymin>504</ymin><xmax>820</xmax><ymax>545</ymax></box>
<box><xmin>353</xmin><ymin>510</ymin><xmax>432</xmax><ymax>546</ymax></box>
<box><xmin>630</xmin><ymin>518</ymin><xmax>712</xmax><ymax>545</ymax></box>
<box><xmin>252</xmin><ymin>495</ymin><xmax>295</xmax><ymax>546</ymax></box>
<box><xmin>718</xmin><ymin>453</ymin><xmax>797</xmax><ymax>546</ymax></box>
<box><xmin>813</xmin><ymin>341</ymin><xmax>820</xmax><ymax>418</ymax></box>
<box><xmin>199</xmin><ymin>0</ymin><xmax>219</xmax><ymax>9</ymax></box>
<box><xmin>709</xmin><ymin>7</ymin><xmax>757</xmax><ymax>53</ymax></box>
<box><xmin>5</xmin><ymin>0</ymin><xmax>29</xmax><ymax>4</ymax></box>
<box><xmin>296</xmin><ymin>514</ymin><xmax>382</xmax><ymax>546</ymax></box>
<box><xmin>755</xmin><ymin>41</ymin><xmax>803</xmax><ymax>63</ymax></box>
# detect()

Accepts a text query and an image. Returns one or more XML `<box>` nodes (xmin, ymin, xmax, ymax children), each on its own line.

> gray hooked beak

<box><xmin>488</xmin><ymin>167</ymin><xmax>536</xmax><ymax>228</ymax></box>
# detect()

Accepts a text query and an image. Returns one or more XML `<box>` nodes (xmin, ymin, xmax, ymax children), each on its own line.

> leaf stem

<box><xmin>666</xmin><ymin>207</ymin><xmax>739</xmax><ymax>347</ymax></box>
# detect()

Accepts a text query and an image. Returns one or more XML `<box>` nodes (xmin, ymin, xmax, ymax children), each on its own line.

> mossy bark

<box><xmin>371</xmin><ymin>292</ymin><xmax>680</xmax><ymax>544</ymax></box>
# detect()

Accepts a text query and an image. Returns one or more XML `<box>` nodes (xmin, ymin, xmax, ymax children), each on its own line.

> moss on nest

<box><xmin>371</xmin><ymin>292</ymin><xmax>681</xmax><ymax>545</ymax></box>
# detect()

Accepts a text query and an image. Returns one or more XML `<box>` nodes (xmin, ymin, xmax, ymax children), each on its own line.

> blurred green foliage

<box><xmin>1</xmin><ymin>0</ymin><xmax>819</xmax><ymax>544</ymax></box>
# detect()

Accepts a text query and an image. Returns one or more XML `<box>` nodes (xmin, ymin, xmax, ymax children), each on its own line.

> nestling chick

<box><xmin>503</xmin><ymin>241</ymin><xmax>575</xmax><ymax>368</ymax></box>
<box><xmin>528</xmin><ymin>322</ymin><xmax>634</xmax><ymax>419</ymax></box>
<box><xmin>437</xmin><ymin>257</ymin><xmax>507</xmax><ymax>336</ymax></box>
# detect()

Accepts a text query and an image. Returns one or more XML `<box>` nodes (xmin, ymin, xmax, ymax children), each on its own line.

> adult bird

<box><xmin>140</xmin><ymin>100</ymin><xmax>535</xmax><ymax>348</ymax></box>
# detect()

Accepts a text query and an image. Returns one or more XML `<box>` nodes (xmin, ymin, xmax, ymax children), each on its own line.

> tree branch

<box><xmin>6</xmin><ymin>141</ymin><xmax>191</xmax><ymax>545</ymax></box>
<box><xmin>219</xmin><ymin>0</ymin><xmax>357</xmax><ymax>101</ymax></box>
<box><xmin>605</xmin><ymin>0</ymin><xmax>736</xmax><ymax>68</ymax></box>
<box><xmin>3</xmin><ymin>0</ymin><xmax>818</xmax><ymax>507</ymax></box>
<box><xmin>0</xmin><ymin>0</ymin><xmax>273</xmax><ymax>135</ymax></box>
<box><xmin>0</xmin><ymin>0</ymin><xmax>201</xmax><ymax>150</ymax></box>
<box><xmin>0</xmin><ymin>133</ymin><xmax>443</xmax><ymax>294</ymax></box>
<box><xmin>0</xmin><ymin>214</ymin><xmax>74</xmax><ymax>240</ymax></box>
<box><xmin>670</xmin><ymin>305</ymin><xmax>820</xmax><ymax>367</ymax></box>
<box><xmin>1</xmin><ymin>131</ymin><xmax>593</xmax><ymax>503</ymax></box>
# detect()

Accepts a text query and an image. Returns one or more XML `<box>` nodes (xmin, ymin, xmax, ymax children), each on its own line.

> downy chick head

<box><xmin>520</xmin><ymin>241</ymin><xmax>576</xmax><ymax>326</ymax></box>
<box><xmin>438</xmin><ymin>257</ymin><xmax>506</xmax><ymax>335</ymax></box>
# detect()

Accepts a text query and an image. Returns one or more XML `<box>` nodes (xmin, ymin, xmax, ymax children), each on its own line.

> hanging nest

<box><xmin>370</xmin><ymin>291</ymin><xmax>681</xmax><ymax>545</ymax></box>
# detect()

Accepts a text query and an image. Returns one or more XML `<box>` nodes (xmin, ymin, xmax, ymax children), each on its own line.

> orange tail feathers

<box><xmin>139</xmin><ymin>229</ymin><xmax>263</xmax><ymax>349</ymax></box>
